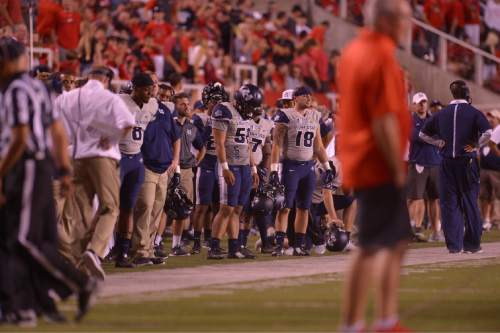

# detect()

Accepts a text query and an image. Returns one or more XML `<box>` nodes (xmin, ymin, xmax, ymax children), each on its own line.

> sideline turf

<box><xmin>6</xmin><ymin>258</ymin><xmax>500</xmax><ymax>332</ymax></box>
<box><xmin>101</xmin><ymin>229</ymin><xmax>500</xmax><ymax>274</ymax></box>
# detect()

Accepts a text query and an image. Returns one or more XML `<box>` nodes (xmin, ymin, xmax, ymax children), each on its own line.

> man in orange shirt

<box><xmin>337</xmin><ymin>0</ymin><xmax>412</xmax><ymax>331</ymax></box>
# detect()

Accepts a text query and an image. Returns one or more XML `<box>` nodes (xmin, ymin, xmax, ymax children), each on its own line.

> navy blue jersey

<box><xmin>193</xmin><ymin>112</ymin><xmax>218</xmax><ymax>169</ymax></box>
<box><xmin>141</xmin><ymin>102</ymin><xmax>181</xmax><ymax>173</ymax></box>
<box><xmin>421</xmin><ymin>101</ymin><xmax>491</xmax><ymax>159</ymax></box>
<box><xmin>409</xmin><ymin>113</ymin><xmax>441</xmax><ymax>166</ymax></box>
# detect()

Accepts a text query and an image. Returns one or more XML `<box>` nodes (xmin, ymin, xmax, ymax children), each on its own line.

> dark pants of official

<box><xmin>0</xmin><ymin>157</ymin><xmax>87</xmax><ymax>315</ymax></box>
<box><xmin>439</xmin><ymin>157</ymin><xmax>482</xmax><ymax>252</ymax></box>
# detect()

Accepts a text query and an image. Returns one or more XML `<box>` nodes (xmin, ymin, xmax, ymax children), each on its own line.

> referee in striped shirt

<box><xmin>0</xmin><ymin>37</ymin><xmax>97</xmax><ymax>325</ymax></box>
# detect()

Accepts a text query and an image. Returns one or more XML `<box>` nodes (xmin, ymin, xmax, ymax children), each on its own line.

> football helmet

<box><xmin>165</xmin><ymin>177</ymin><xmax>194</xmax><ymax>220</ymax></box>
<box><xmin>202</xmin><ymin>82</ymin><xmax>229</xmax><ymax>106</ymax></box>
<box><xmin>325</xmin><ymin>225</ymin><xmax>349</xmax><ymax>252</ymax></box>
<box><xmin>234</xmin><ymin>84</ymin><xmax>263</xmax><ymax>120</ymax></box>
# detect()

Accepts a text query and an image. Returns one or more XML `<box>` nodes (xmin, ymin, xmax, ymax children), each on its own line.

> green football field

<box><xmin>3</xmin><ymin>255</ymin><xmax>500</xmax><ymax>332</ymax></box>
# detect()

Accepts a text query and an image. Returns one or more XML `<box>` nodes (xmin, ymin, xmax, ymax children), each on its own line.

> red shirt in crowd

<box><xmin>463</xmin><ymin>0</ymin><xmax>481</xmax><ymax>25</ymax></box>
<box><xmin>446</xmin><ymin>0</ymin><xmax>465</xmax><ymax>28</ymax></box>
<box><xmin>164</xmin><ymin>34</ymin><xmax>191</xmax><ymax>72</ymax></box>
<box><xmin>56</xmin><ymin>9</ymin><xmax>81</xmax><ymax>50</ymax></box>
<box><xmin>37</xmin><ymin>0</ymin><xmax>62</xmax><ymax>38</ymax></box>
<box><xmin>0</xmin><ymin>0</ymin><xmax>23</xmax><ymax>27</ymax></box>
<box><xmin>309</xmin><ymin>25</ymin><xmax>327</xmax><ymax>46</ymax></box>
<box><xmin>424</xmin><ymin>0</ymin><xmax>445</xmax><ymax>29</ymax></box>
<box><xmin>144</xmin><ymin>20</ymin><xmax>173</xmax><ymax>46</ymax></box>
<box><xmin>310</xmin><ymin>45</ymin><xmax>329</xmax><ymax>82</ymax></box>
<box><xmin>293</xmin><ymin>53</ymin><xmax>314</xmax><ymax>79</ymax></box>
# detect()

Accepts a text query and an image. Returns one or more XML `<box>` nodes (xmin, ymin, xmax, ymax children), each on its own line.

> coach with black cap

<box><xmin>419</xmin><ymin>80</ymin><xmax>491</xmax><ymax>254</ymax></box>
<box><xmin>58</xmin><ymin>65</ymin><xmax>135</xmax><ymax>278</ymax></box>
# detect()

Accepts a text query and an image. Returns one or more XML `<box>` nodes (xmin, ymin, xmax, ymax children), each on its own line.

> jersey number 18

<box><xmin>296</xmin><ymin>131</ymin><xmax>314</xmax><ymax>147</ymax></box>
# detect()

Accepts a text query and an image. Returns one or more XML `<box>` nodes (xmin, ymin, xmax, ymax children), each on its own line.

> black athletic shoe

<box><xmin>227</xmin><ymin>251</ymin><xmax>246</xmax><ymax>259</ymax></box>
<box><xmin>191</xmin><ymin>242</ymin><xmax>202</xmax><ymax>254</ymax></box>
<box><xmin>293</xmin><ymin>247</ymin><xmax>310</xmax><ymax>256</ymax></box>
<box><xmin>115</xmin><ymin>256</ymin><xmax>135</xmax><ymax>268</ymax></box>
<box><xmin>464</xmin><ymin>247</ymin><xmax>483</xmax><ymax>254</ymax></box>
<box><xmin>43</xmin><ymin>310</ymin><xmax>67</xmax><ymax>324</ymax></box>
<box><xmin>76</xmin><ymin>277</ymin><xmax>100</xmax><ymax>322</ymax></box>
<box><xmin>154</xmin><ymin>243</ymin><xmax>168</xmax><ymax>259</ymax></box>
<box><xmin>207</xmin><ymin>247</ymin><xmax>225</xmax><ymax>260</ymax></box>
<box><xmin>239</xmin><ymin>246</ymin><xmax>256</xmax><ymax>259</ymax></box>
<box><xmin>202</xmin><ymin>240</ymin><xmax>211</xmax><ymax>249</ymax></box>
<box><xmin>132</xmin><ymin>257</ymin><xmax>153</xmax><ymax>266</ymax></box>
<box><xmin>271</xmin><ymin>245</ymin><xmax>284</xmax><ymax>257</ymax></box>
<box><xmin>260</xmin><ymin>245</ymin><xmax>274</xmax><ymax>254</ymax></box>
<box><xmin>150</xmin><ymin>257</ymin><xmax>166</xmax><ymax>265</ymax></box>
<box><xmin>170</xmin><ymin>246</ymin><xmax>191</xmax><ymax>257</ymax></box>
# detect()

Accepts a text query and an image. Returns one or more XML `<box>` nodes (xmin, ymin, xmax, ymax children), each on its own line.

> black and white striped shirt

<box><xmin>0</xmin><ymin>72</ymin><xmax>58</xmax><ymax>159</ymax></box>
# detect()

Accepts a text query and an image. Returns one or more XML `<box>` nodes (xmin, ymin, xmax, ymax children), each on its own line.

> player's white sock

<box><xmin>154</xmin><ymin>235</ymin><xmax>162</xmax><ymax>246</ymax></box>
<box><xmin>172</xmin><ymin>235</ymin><xmax>181</xmax><ymax>248</ymax></box>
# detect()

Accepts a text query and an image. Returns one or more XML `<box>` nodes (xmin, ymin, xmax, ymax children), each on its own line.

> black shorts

<box><xmin>355</xmin><ymin>183</ymin><xmax>412</xmax><ymax>250</ymax></box>
<box><xmin>407</xmin><ymin>163</ymin><xmax>439</xmax><ymax>200</ymax></box>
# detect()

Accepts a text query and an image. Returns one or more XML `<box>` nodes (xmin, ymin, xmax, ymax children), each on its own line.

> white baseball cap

<box><xmin>281</xmin><ymin>89</ymin><xmax>294</xmax><ymax>101</ymax></box>
<box><xmin>412</xmin><ymin>92</ymin><xmax>428</xmax><ymax>104</ymax></box>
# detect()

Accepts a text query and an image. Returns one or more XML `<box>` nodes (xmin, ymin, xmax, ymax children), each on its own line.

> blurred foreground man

<box><xmin>0</xmin><ymin>37</ymin><xmax>97</xmax><ymax>325</ymax></box>
<box><xmin>337</xmin><ymin>0</ymin><xmax>413</xmax><ymax>331</ymax></box>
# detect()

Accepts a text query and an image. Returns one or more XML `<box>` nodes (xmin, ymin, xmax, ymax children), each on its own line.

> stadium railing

<box><xmin>28</xmin><ymin>47</ymin><xmax>54</xmax><ymax>69</ymax></box>
<box><xmin>335</xmin><ymin>0</ymin><xmax>500</xmax><ymax>88</ymax></box>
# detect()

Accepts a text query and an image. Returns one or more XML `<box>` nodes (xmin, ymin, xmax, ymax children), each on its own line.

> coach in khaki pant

<box><xmin>58</xmin><ymin>67</ymin><xmax>135</xmax><ymax>278</ymax></box>
<box><xmin>132</xmin><ymin>99</ymin><xmax>180</xmax><ymax>265</ymax></box>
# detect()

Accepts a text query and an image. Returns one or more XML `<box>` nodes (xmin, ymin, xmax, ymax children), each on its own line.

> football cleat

<box><xmin>293</xmin><ymin>247</ymin><xmax>310</xmax><ymax>256</ymax></box>
<box><xmin>239</xmin><ymin>246</ymin><xmax>256</xmax><ymax>259</ymax></box>
<box><xmin>271</xmin><ymin>245</ymin><xmax>284</xmax><ymax>257</ymax></box>
<box><xmin>227</xmin><ymin>251</ymin><xmax>246</xmax><ymax>259</ymax></box>
<box><xmin>207</xmin><ymin>247</ymin><xmax>225</xmax><ymax>260</ymax></box>
<box><xmin>170</xmin><ymin>246</ymin><xmax>191</xmax><ymax>257</ymax></box>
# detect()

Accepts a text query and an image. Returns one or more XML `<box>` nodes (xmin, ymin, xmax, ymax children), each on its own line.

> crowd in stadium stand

<box><xmin>0</xmin><ymin>0</ymin><xmax>499</xmax><ymax>94</ymax></box>
<box><xmin>319</xmin><ymin>0</ymin><xmax>500</xmax><ymax>92</ymax></box>
<box><xmin>0</xmin><ymin>0</ymin><xmax>339</xmax><ymax>98</ymax></box>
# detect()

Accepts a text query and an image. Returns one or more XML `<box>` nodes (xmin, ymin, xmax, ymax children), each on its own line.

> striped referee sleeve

<box><xmin>5</xmin><ymin>87</ymin><xmax>30</xmax><ymax>127</ymax></box>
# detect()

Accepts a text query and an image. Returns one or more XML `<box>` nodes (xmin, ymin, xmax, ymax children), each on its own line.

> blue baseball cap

<box><xmin>194</xmin><ymin>100</ymin><xmax>205</xmax><ymax>110</ymax></box>
<box><xmin>293</xmin><ymin>86</ymin><xmax>313</xmax><ymax>98</ymax></box>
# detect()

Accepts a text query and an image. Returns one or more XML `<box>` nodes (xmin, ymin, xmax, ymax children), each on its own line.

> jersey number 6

<box><xmin>132</xmin><ymin>127</ymin><xmax>142</xmax><ymax>141</ymax></box>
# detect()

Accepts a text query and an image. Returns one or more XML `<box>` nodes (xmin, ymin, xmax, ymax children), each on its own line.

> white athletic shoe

<box><xmin>343</xmin><ymin>240</ymin><xmax>357</xmax><ymax>252</ymax></box>
<box><xmin>429</xmin><ymin>231</ymin><xmax>445</xmax><ymax>242</ymax></box>
<box><xmin>82</xmin><ymin>250</ymin><xmax>106</xmax><ymax>280</ymax></box>
<box><xmin>312</xmin><ymin>244</ymin><xmax>326</xmax><ymax>255</ymax></box>
<box><xmin>483</xmin><ymin>222</ymin><xmax>492</xmax><ymax>231</ymax></box>
<box><xmin>283</xmin><ymin>247</ymin><xmax>294</xmax><ymax>256</ymax></box>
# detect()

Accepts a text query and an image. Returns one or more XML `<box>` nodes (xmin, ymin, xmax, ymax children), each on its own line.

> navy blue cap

<box><xmin>194</xmin><ymin>100</ymin><xmax>204</xmax><ymax>110</ymax></box>
<box><xmin>293</xmin><ymin>86</ymin><xmax>312</xmax><ymax>98</ymax></box>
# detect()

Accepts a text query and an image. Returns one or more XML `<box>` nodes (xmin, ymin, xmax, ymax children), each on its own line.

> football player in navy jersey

<box><xmin>208</xmin><ymin>84</ymin><xmax>261</xmax><ymax>259</ymax></box>
<box><xmin>191</xmin><ymin>83</ymin><xmax>229</xmax><ymax>253</ymax></box>
<box><xmin>270</xmin><ymin>87</ymin><xmax>334</xmax><ymax>256</ymax></box>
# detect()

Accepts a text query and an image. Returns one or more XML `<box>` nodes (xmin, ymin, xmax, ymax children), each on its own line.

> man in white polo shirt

<box><xmin>58</xmin><ymin>66</ymin><xmax>135</xmax><ymax>279</ymax></box>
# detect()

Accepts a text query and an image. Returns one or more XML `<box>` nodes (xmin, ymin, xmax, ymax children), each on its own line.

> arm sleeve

<box><xmin>170</xmin><ymin>113</ymin><xmax>181</xmax><ymax>142</ymax></box>
<box><xmin>212</xmin><ymin>119</ymin><xmax>229</xmax><ymax>132</ymax></box>
<box><xmin>5</xmin><ymin>87</ymin><xmax>30</xmax><ymax>127</ymax></box>
<box><xmin>273</xmin><ymin>110</ymin><xmax>290</xmax><ymax>125</ymax></box>
<box><xmin>112</xmin><ymin>95</ymin><xmax>135</xmax><ymax>129</ymax></box>
<box><xmin>320</xmin><ymin>120</ymin><xmax>332</xmax><ymax>138</ymax></box>
<box><xmin>192</xmin><ymin>128</ymin><xmax>205</xmax><ymax>150</ymax></box>
<box><xmin>421</xmin><ymin>114</ymin><xmax>437</xmax><ymax>136</ymax></box>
